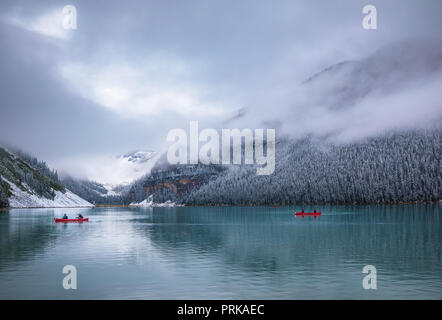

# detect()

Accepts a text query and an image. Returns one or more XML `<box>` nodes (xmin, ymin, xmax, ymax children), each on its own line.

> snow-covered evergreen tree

<box><xmin>182</xmin><ymin>129</ymin><xmax>441</xmax><ymax>205</ymax></box>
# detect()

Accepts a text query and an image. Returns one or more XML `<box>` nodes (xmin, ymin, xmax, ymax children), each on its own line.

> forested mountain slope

<box><xmin>182</xmin><ymin>130</ymin><xmax>441</xmax><ymax>205</ymax></box>
<box><xmin>124</xmin><ymin>40</ymin><xmax>442</xmax><ymax>206</ymax></box>
<box><xmin>0</xmin><ymin>147</ymin><xmax>92</xmax><ymax>208</ymax></box>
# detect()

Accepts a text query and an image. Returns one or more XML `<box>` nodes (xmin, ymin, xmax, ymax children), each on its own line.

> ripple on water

<box><xmin>0</xmin><ymin>205</ymin><xmax>441</xmax><ymax>299</ymax></box>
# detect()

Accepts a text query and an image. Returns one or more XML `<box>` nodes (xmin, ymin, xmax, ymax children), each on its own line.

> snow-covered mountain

<box><xmin>4</xmin><ymin>178</ymin><xmax>92</xmax><ymax>208</ymax></box>
<box><xmin>228</xmin><ymin>40</ymin><xmax>442</xmax><ymax>144</ymax></box>
<box><xmin>57</xmin><ymin>150</ymin><xmax>160</xmax><ymax>205</ymax></box>
<box><xmin>59</xmin><ymin>175</ymin><xmax>129</xmax><ymax>205</ymax></box>
<box><xmin>0</xmin><ymin>147</ymin><xmax>93</xmax><ymax>208</ymax></box>
<box><xmin>123</xmin><ymin>129</ymin><xmax>440</xmax><ymax>206</ymax></box>
<box><xmin>60</xmin><ymin>150</ymin><xmax>160</xmax><ymax>187</ymax></box>
<box><xmin>122</xmin><ymin>41</ymin><xmax>442</xmax><ymax>206</ymax></box>
<box><xmin>119</xmin><ymin>150</ymin><xmax>157</xmax><ymax>164</ymax></box>
<box><xmin>113</xmin><ymin>150</ymin><xmax>159</xmax><ymax>184</ymax></box>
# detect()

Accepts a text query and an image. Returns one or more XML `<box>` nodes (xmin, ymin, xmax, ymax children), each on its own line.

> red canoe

<box><xmin>54</xmin><ymin>218</ymin><xmax>89</xmax><ymax>223</ymax></box>
<box><xmin>294</xmin><ymin>212</ymin><xmax>321</xmax><ymax>216</ymax></box>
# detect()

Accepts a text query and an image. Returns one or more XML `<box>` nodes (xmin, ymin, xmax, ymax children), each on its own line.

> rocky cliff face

<box><xmin>143</xmin><ymin>179</ymin><xmax>205</xmax><ymax>197</ymax></box>
<box><xmin>126</xmin><ymin>163</ymin><xmax>224</xmax><ymax>204</ymax></box>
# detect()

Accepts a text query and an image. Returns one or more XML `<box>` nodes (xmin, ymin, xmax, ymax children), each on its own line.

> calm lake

<box><xmin>0</xmin><ymin>205</ymin><xmax>440</xmax><ymax>299</ymax></box>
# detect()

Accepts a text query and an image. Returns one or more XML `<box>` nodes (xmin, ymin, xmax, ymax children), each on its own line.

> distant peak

<box><xmin>118</xmin><ymin>150</ymin><xmax>157</xmax><ymax>163</ymax></box>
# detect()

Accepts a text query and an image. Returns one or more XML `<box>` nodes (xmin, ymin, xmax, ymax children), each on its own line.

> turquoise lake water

<box><xmin>0</xmin><ymin>205</ymin><xmax>440</xmax><ymax>299</ymax></box>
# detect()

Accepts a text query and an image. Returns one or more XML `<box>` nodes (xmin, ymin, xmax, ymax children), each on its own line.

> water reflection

<box><xmin>142</xmin><ymin>206</ymin><xmax>440</xmax><ymax>274</ymax></box>
<box><xmin>0</xmin><ymin>205</ymin><xmax>440</xmax><ymax>299</ymax></box>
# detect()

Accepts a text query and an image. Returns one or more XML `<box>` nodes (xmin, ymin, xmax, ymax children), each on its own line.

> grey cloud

<box><xmin>1</xmin><ymin>0</ymin><xmax>441</xmax><ymax>179</ymax></box>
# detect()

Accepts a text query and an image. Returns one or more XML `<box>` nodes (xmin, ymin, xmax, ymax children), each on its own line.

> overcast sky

<box><xmin>1</xmin><ymin>0</ymin><xmax>441</xmax><ymax>182</ymax></box>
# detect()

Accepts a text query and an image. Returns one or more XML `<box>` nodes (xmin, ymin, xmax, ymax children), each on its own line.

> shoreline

<box><xmin>1</xmin><ymin>206</ymin><xmax>95</xmax><ymax>210</ymax></box>
<box><xmin>1</xmin><ymin>201</ymin><xmax>440</xmax><ymax>210</ymax></box>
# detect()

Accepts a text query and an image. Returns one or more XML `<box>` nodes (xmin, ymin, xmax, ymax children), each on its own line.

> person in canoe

<box><xmin>62</xmin><ymin>214</ymin><xmax>68</xmax><ymax>219</ymax></box>
<box><xmin>77</xmin><ymin>214</ymin><xmax>84</xmax><ymax>219</ymax></box>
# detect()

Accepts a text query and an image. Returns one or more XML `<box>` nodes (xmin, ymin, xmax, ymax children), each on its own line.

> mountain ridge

<box><xmin>119</xmin><ymin>40</ymin><xmax>442</xmax><ymax>206</ymax></box>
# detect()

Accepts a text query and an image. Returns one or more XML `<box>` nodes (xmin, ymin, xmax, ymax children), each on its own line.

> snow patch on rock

<box><xmin>129</xmin><ymin>194</ymin><xmax>183</xmax><ymax>207</ymax></box>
